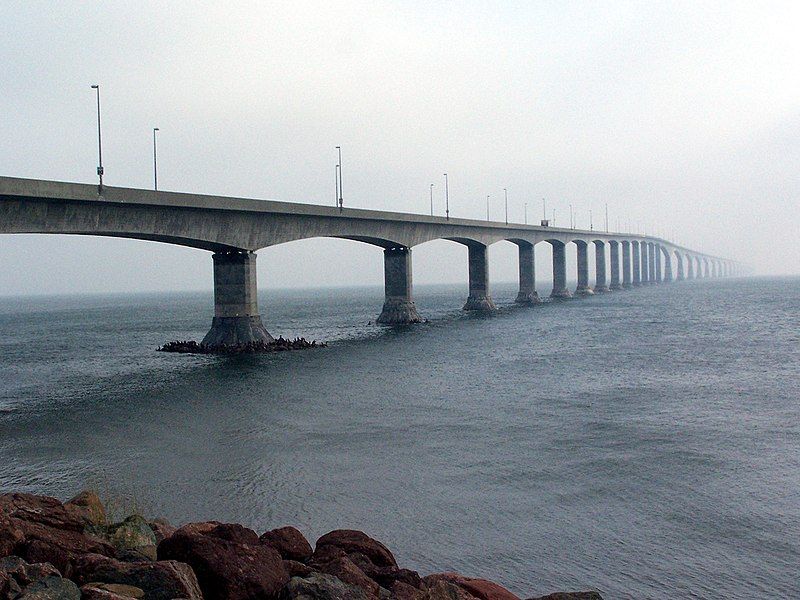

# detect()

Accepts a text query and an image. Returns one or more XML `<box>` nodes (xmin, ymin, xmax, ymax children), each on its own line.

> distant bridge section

<box><xmin>0</xmin><ymin>177</ymin><xmax>740</xmax><ymax>345</ymax></box>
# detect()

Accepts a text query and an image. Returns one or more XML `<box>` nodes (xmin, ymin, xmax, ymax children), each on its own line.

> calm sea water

<box><xmin>1</xmin><ymin>278</ymin><xmax>798</xmax><ymax>599</ymax></box>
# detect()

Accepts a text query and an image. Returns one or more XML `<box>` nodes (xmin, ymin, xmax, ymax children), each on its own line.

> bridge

<box><xmin>0</xmin><ymin>176</ymin><xmax>739</xmax><ymax>346</ymax></box>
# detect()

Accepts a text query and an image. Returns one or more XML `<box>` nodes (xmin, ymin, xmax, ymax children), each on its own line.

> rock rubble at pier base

<box><xmin>0</xmin><ymin>491</ymin><xmax>603</xmax><ymax>600</ymax></box>
<box><xmin>158</xmin><ymin>337</ymin><xmax>326</xmax><ymax>354</ymax></box>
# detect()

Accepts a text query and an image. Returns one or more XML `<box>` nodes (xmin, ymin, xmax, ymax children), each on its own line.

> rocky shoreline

<box><xmin>157</xmin><ymin>338</ymin><xmax>327</xmax><ymax>354</ymax></box>
<box><xmin>0</xmin><ymin>491</ymin><xmax>602</xmax><ymax>600</ymax></box>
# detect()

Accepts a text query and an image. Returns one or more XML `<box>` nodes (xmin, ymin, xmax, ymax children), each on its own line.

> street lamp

<box><xmin>504</xmin><ymin>188</ymin><xmax>508</xmax><ymax>224</ymax></box>
<box><xmin>430</xmin><ymin>183</ymin><xmax>434</xmax><ymax>216</ymax></box>
<box><xmin>336</xmin><ymin>146</ymin><xmax>343</xmax><ymax>209</ymax></box>
<box><xmin>444</xmin><ymin>173</ymin><xmax>449</xmax><ymax>219</ymax></box>
<box><xmin>486</xmin><ymin>195</ymin><xmax>490</xmax><ymax>221</ymax></box>
<box><xmin>90</xmin><ymin>85</ymin><xmax>103</xmax><ymax>191</ymax></box>
<box><xmin>569</xmin><ymin>203</ymin><xmax>573</xmax><ymax>229</ymax></box>
<box><xmin>524</xmin><ymin>202</ymin><xmax>528</xmax><ymax>225</ymax></box>
<box><xmin>590</xmin><ymin>209</ymin><xmax>593</xmax><ymax>231</ymax></box>
<box><xmin>153</xmin><ymin>128</ymin><xmax>160</xmax><ymax>191</ymax></box>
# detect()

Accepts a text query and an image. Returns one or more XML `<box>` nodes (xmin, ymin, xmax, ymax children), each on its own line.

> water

<box><xmin>1</xmin><ymin>278</ymin><xmax>798</xmax><ymax>599</ymax></box>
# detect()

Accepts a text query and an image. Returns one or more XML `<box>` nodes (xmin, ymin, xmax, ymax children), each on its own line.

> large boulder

<box><xmin>260</xmin><ymin>527</ymin><xmax>313</xmax><ymax>562</ymax></box>
<box><xmin>279</xmin><ymin>573</ymin><xmax>370</xmax><ymax>600</ymax></box>
<box><xmin>314</xmin><ymin>532</ymin><xmax>397</xmax><ymax>570</ymax></box>
<box><xmin>64</xmin><ymin>492</ymin><xmax>107</xmax><ymax>528</ymax></box>
<box><xmin>310</xmin><ymin>556</ymin><xmax>379</xmax><ymax>598</ymax></box>
<box><xmin>417</xmin><ymin>580</ymin><xmax>477</xmax><ymax>600</ymax></box>
<box><xmin>0</xmin><ymin>556</ymin><xmax>80</xmax><ymax>600</ymax></box>
<box><xmin>158</xmin><ymin>522</ymin><xmax>289</xmax><ymax>600</ymax></box>
<box><xmin>80</xmin><ymin>583</ymin><xmax>145</xmax><ymax>600</ymax></box>
<box><xmin>107</xmin><ymin>516</ymin><xmax>158</xmax><ymax>561</ymax></box>
<box><xmin>424</xmin><ymin>574</ymin><xmax>519</xmax><ymax>600</ymax></box>
<box><xmin>68</xmin><ymin>553</ymin><xmax>202</xmax><ymax>600</ymax></box>
<box><xmin>146</xmin><ymin>521</ymin><xmax>176</xmax><ymax>545</ymax></box>
<box><xmin>0</xmin><ymin>494</ymin><xmax>115</xmax><ymax>572</ymax></box>
<box><xmin>527</xmin><ymin>594</ymin><xmax>603</xmax><ymax>600</ymax></box>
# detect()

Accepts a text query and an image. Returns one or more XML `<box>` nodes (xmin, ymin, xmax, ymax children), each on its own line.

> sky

<box><xmin>1</xmin><ymin>1</ymin><xmax>799</xmax><ymax>295</ymax></box>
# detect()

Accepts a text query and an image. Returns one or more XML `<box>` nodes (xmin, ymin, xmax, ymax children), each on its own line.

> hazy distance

<box><xmin>1</xmin><ymin>1</ymin><xmax>798</xmax><ymax>295</ymax></box>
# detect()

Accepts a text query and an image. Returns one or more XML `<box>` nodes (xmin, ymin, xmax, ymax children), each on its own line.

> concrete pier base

<box><xmin>575</xmin><ymin>241</ymin><xmax>594</xmax><ymax>296</ymax></box>
<box><xmin>609</xmin><ymin>241</ymin><xmax>622</xmax><ymax>290</ymax></box>
<box><xmin>201</xmin><ymin>251</ymin><xmax>273</xmax><ymax>347</ymax></box>
<box><xmin>621</xmin><ymin>241</ymin><xmax>632</xmax><ymax>289</ymax></box>
<box><xmin>550</xmin><ymin>241</ymin><xmax>572</xmax><ymax>299</ymax></box>
<box><xmin>377</xmin><ymin>247</ymin><xmax>422</xmax><ymax>324</ymax></box>
<box><xmin>515</xmin><ymin>242</ymin><xmax>541</xmax><ymax>305</ymax></box>
<box><xmin>463</xmin><ymin>244</ymin><xmax>497</xmax><ymax>311</ymax></box>
<box><xmin>594</xmin><ymin>240</ymin><xmax>610</xmax><ymax>292</ymax></box>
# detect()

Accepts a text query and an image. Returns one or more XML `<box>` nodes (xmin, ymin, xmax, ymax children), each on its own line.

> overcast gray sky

<box><xmin>1</xmin><ymin>1</ymin><xmax>798</xmax><ymax>295</ymax></box>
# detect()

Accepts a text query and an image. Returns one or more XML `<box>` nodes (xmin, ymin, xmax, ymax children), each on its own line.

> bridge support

<box><xmin>575</xmin><ymin>241</ymin><xmax>594</xmax><ymax>295</ymax></box>
<box><xmin>201</xmin><ymin>251</ymin><xmax>273</xmax><ymax>347</ymax></box>
<box><xmin>641</xmin><ymin>242</ymin><xmax>650</xmax><ymax>285</ymax></box>
<box><xmin>663</xmin><ymin>247</ymin><xmax>673</xmax><ymax>282</ymax></box>
<box><xmin>632</xmin><ymin>241</ymin><xmax>641</xmax><ymax>286</ymax></box>
<box><xmin>609</xmin><ymin>241</ymin><xmax>621</xmax><ymax>290</ymax></box>
<box><xmin>377</xmin><ymin>246</ymin><xmax>422</xmax><ymax>324</ymax></box>
<box><xmin>687</xmin><ymin>256</ymin><xmax>695</xmax><ymax>279</ymax></box>
<box><xmin>550</xmin><ymin>241</ymin><xmax>572</xmax><ymax>299</ymax></box>
<box><xmin>463</xmin><ymin>244</ymin><xmax>497</xmax><ymax>311</ymax></box>
<box><xmin>594</xmin><ymin>240</ymin><xmax>609</xmax><ymax>292</ymax></box>
<box><xmin>676</xmin><ymin>252</ymin><xmax>685</xmax><ymax>281</ymax></box>
<box><xmin>650</xmin><ymin>243</ymin><xmax>659</xmax><ymax>284</ymax></box>
<box><xmin>622</xmin><ymin>241</ymin><xmax>632</xmax><ymax>288</ymax></box>
<box><xmin>515</xmin><ymin>242</ymin><xmax>541</xmax><ymax>304</ymax></box>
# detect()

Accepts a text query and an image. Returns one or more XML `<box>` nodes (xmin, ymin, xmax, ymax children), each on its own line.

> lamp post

<box><xmin>336</xmin><ymin>146</ymin><xmax>343</xmax><ymax>209</ymax></box>
<box><xmin>90</xmin><ymin>85</ymin><xmax>103</xmax><ymax>191</ymax></box>
<box><xmin>504</xmin><ymin>188</ymin><xmax>508</xmax><ymax>224</ymax></box>
<box><xmin>590</xmin><ymin>209</ymin><xmax>593</xmax><ymax>231</ymax></box>
<box><xmin>152</xmin><ymin>128</ymin><xmax>160</xmax><ymax>191</ymax></box>
<box><xmin>486</xmin><ymin>195</ymin><xmax>490</xmax><ymax>221</ymax></box>
<box><xmin>605</xmin><ymin>203</ymin><xmax>609</xmax><ymax>232</ymax></box>
<box><xmin>569</xmin><ymin>203</ymin><xmax>573</xmax><ymax>229</ymax></box>
<box><xmin>524</xmin><ymin>202</ymin><xmax>528</xmax><ymax>225</ymax></box>
<box><xmin>430</xmin><ymin>183</ymin><xmax>434</xmax><ymax>216</ymax></box>
<box><xmin>335</xmin><ymin>164</ymin><xmax>339</xmax><ymax>206</ymax></box>
<box><xmin>444</xmin><ymin>173</ymin><xmax>449</xmax><ymax>219</ymax></box>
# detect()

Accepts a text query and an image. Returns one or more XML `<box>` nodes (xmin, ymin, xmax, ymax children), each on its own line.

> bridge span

<box><xmin>0</xmin><ymin>177</ymin><xmax>739</xmax><ymax>346</ymax></box>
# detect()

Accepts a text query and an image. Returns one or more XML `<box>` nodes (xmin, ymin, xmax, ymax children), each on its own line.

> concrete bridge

<box><xmin>0</xmin><ymin>177</ymin><xmax>740</xmax><ymax>345</ymax></box>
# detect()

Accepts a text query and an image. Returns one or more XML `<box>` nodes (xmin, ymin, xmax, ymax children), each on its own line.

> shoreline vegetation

<box><xmin>0</xmin><ymin>491</ymin><xmax>602</xmax><ymax>600</ymax></box>
<box><xmin>157</xmin><ymin>338</ymin><xmax>327</xmax><ymax>354</ymax></box>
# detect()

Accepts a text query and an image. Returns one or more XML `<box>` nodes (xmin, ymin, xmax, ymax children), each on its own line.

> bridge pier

<box><xmin>376</xmin><ymin>246</ymin><xmax>422</xmax><ymax>324</ymax></box>
<box><xmin>550</xmin><ymin>241</ymin><xmax>572</xmax><ymax>299</ymax></box>
<box><xmin>653</xmin><ymin>243</ymin><xmax>661</xmax><ymax>283</ymax></box>
<box><xmin>575</xmin><ymin>241</ymin><xmax>594</xmax><ymax>296</ymax></box>
<box><xmin>687</xmin><ymin>256</ymin><xmax>695</xmax><ymax>279</ymax></box>
<box><xmin>201</xmin><ymin>251</ymin><xmax>273</xmax><ymax>347</ymax></box>
<box><xmin>515</xmin><ymin>242</ymin><xmax>541</xmax><ymax>304</ymax></box>
<box><xmin>676</xmin><ymin>252</ymin><xmax>685</xmax><ymax>281</ymax></box>
<box><xmin>641</xmin><ymin>242</ymin><xmax>650</xmax><ymax>285</ymax></box>
<box><xmin>622</xmin><ymin>241</ymin><xmax>632</xmax><ymax>288</ymax></box>
<box><xmin>632</xmin><ymin>241</ymin><xmax>641</xmax><ymax>286</ymax></box>
<box><xmin>609</xmin><ymin>241</ymin><xmax>621</xmax><ymax>290</ymax></box>
<box><xmin>594</xmin><ymin>240</ymin><xmax>609</xmax><ymax>292</ymax></box>
<box><xmin>463</xmin><ymin>244</ymin><xmax>497</xmax><ymax>311</ymax></box>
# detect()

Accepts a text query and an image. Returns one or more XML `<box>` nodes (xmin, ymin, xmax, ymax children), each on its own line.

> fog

<box><xmin>1</xmin><ymin>1</ymin><xmax>798</xmax><ymax>295</ymax></box>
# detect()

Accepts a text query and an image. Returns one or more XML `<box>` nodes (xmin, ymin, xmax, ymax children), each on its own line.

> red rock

<box><xmin>158</xmin><ymin>523</ymin><xmax>289</xmax><ymax>600</ymax></box>
<box><xmin>0</xmin><ymin>494</ymin><xmax>115</xmax><ymax>572</ymax></box>
<box><xmin>260</xmin><ymin>527</ymin><xmax>313</xmax><ymax>562</ymax></box>
<box><xmin>69</xmin><ymin>553</ymin><xmax>201</xmax><ymax>600</ymax></box>
<box><xmin>279</xmin><ymin>572</ymin><xmax>370</xmax><ymax>600</ymax></box>
<box><xmin>312</xmin><ymin>556</ymin><xmax>380</xmax><ymax>598</ymax></box>
<box><xmin>314</xmin><ymin>531</ymin><xmax>397</xmax><ymax>569</ymax></box>
<box><xmin>347</xmin><ymin>553</ymin><xmax>422</xmax><ymax>590</ymax></box>
<box><xmin>424</xmin><ymin>574</ymin><xmax>519</xmax><ymax>600</ymax></box>
<box><xmin>418</xmin><ymin>580</ymin><xmax>478</xmax><ymax>600</ymax></box>
<box><xmin>283</xmin><ymin>560</ymin><xmax>313</xmax><ymax>578</ymax></box>
<box><xmin>80</xmin><ymin>582</ymin><xmax>145</xmax><ymax>600</ymax></box>
<box><xmin>65</xmin><ymin>491</ymin><xmax>107</xmax><ymax>527</ymax></box>
<box><xmin>0</xmin><ymin>555</ymin><xmax>60</xmax><ymax>586</ymax></box>
<box><xmin>390</xmin><ymin>580</ymin><xmax>421</xmax><ymax>600</ymax></box>
<box><xmin>148</xmin><ymin>520</ymin><xmax>176</xmax><ymax>544</ymax></box>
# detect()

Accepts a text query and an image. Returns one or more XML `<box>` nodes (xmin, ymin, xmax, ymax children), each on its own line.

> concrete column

<box><xmin>702</xmin><ymin>258</ymin><xmax>708</xmax><ymax>278</ymax></box>
<box><xmin>201</xmin><ymin>251</ymin><xmax>273</xmax><ymax>347</ymax></box>
<box><xmin>640</xmin><ymin>242</ymin><xmax>650</xmax><ymax>284</ymax></box>
<box><xmin>622</xmin><ymin>241</ymin><xmax>632</xmax><ymax>288</ymax></box>
<box><xmin>550</xmin><ymin>241</ymin><xmax>572</xmax><ymax>298</ymax></box>
<box><xmin>463</xmin><ymin>244</ymin><xmax>497</xmax><ymax>311</ymax></box>
<box><xmin>676</xmin><ymin>252</ymin><xmax>685</xmax><ymax>281</ymax></box>
<box><xmin>654</xmin><ymin>244</ymin><xmax>662</xmax><ymax>283</ymax></box>
<box><xmin>376</xmin><ymin>246</ymin><xmax>422</xmax><ymax>324</ymax></box>
<box><xmin>575</xmin><ymin>241</ymin><xmax>594</xmax><ymax>295</ymax></box>
<box><xmin>515</xmin><ymin>242</ymin><xmax>541</xmax><ymax>304</ymax></box>
<box><xmin>687</xmin><ymin>255</ymin><xmax>695</xmax><ymax>279</ymax></box>
<box><xmin>609</xmin><ymin>241</ymin><xmax>622</xmax><ymax>290</ymax></box>
<box><xmin>594</xmin><ymin>240</ymin><xmax>609</xmax><ymax>292</ymax></box>
<box><xmin>647</xmin><ymin>242</ymin><xmax>657</xmax><ymax>284</ymax></box>
<box><xmin>663</xmin><ymin>247</ymin><xmax>673</xmax><ymax>282</ymax></box>
<box><xmin>632</xmin><ymin>241</ymin><xmax>641</xmax><ymax>286</ymax></box>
